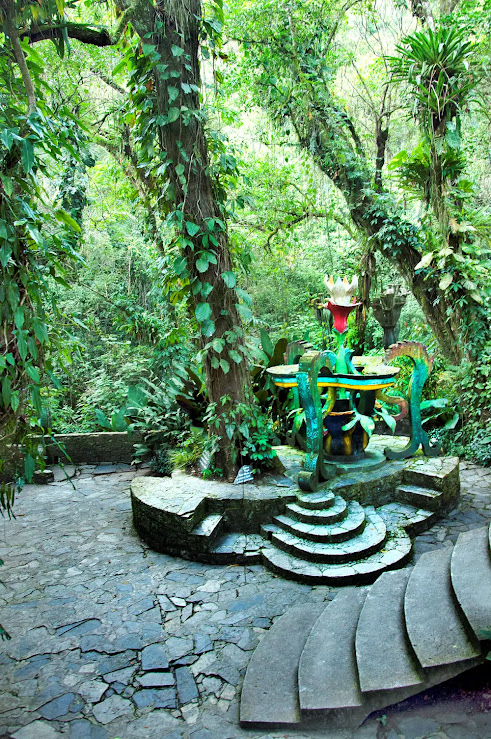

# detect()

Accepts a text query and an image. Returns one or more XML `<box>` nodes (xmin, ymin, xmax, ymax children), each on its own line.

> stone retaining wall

<box><xmin>32</xmin><ymin>431</ymin><xmax>142</xmax><ymax>464</ymax></box>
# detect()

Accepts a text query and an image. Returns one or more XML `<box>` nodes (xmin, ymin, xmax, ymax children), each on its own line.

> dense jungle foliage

<box><xmin>1</xmin><ymin>0</ymin><xmax>491</xmax><ymax>503</ymax></box>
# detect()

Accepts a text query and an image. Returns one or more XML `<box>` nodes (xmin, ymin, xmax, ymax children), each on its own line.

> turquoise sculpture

<box><xmin>267</xmin><ymin>275</ymin><xmax>442</xmax><ymax>491</ymax></box>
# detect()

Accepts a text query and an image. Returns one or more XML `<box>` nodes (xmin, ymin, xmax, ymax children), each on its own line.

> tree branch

<box><xmin>21</xmin><ymin>22</ymin><xmax>115</xmax><ymax>47</ymax></box>
<box><xmin>1</xmin><ymin>0</ymin><xmax>36</xmax><ymax>113</ymax></box>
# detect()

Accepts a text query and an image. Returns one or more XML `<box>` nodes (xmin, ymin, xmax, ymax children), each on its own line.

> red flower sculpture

<box><xmin>327</xmin><ymin>300</ymin><xmax>360</xmax><ymax>334</ymax></box>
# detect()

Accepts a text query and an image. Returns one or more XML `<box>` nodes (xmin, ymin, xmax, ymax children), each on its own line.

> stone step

<box><xmin>296</xmin><ymin>490</ymin><xmax>336</xmax><ymax>510</ymax></box>
<box><xmin>190</xmin><ymin>514</ymin><xmax>225</xmax><ymax>551</ymax></box>
<box><xmin>404</xmin><ymin>546</ymin><xmax>481</xmax><ymax>668</ymax></box>
<box><xmin>451</xmin><ymin>526</ymin><xmax>491</xmax><ymax>640</ymax></box>
<box><xmin>261</xmin><ymin>528</ymin><xmax>412</xmax><ymax>585</ymax></box>
<box><xmin>287</xmin><ymin>496</ymin><xmax>348</xmax><ymax>524</ymax></box>
<box><xmin>260</xmin><ymin>522</ymin><xmax>281</xmax><ymax>541</ymax></box>
<box><xmin>274</xmin><ymin>502</ymin><xmax>365</xmax><ymax>543</ymax></box>
<box><xmin>402</xmin><ymin>456</ymin><xmax>460</xmax><ymax>493</ymax></box>
<box><xmin>271</xmin><ymin>509</ymin><xmax>387</xmax><ymax>563</ymax></box>
<box><xmin>377</xmin><ymin>501</ymin><xmax>437</xmax><ymax>535</ymax></box>
<box><xmin>355</xmin><ymin>568</ymin><xmax>423</xmax><ymax>692</ymax></box>
<box><xmin>298</xmin><ymin>587</ymin><xmax>368</xmax><ymax>711</ymax></box>
<box><xmin>395</xmin><ymin>484</ymin><xmax>442</xmax><ymax>511</ymax></box>
<box><xmin>210</xmin><ymin>533</ymin><xmax>263</xmax><ymax>564</ymax></box>
<box><xmin>240</xmin><ymin>602</ymin><xmax>326</xmax><ymax>725</ymax></box>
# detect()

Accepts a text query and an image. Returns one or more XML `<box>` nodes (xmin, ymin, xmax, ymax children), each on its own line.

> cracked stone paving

<box><xmin>1</xmin><ymin>461</ymin><xmax>491</xmax><ymax>739</ymax></box>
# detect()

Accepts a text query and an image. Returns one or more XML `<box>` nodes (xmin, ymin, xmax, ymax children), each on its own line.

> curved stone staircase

<box><xmin>261</xmin><ymin>490</ymin><xmax>413</xmax><ymax>584</ymax></box>
<box><xmin>257</xmin><ymin>454</ymin><xmax>460</xmax><ymax>584</ymax></box>
<box><xmin>240</xmin><ymin>525</ymin><xmax>491</xmax><ymax>730</ymax></box>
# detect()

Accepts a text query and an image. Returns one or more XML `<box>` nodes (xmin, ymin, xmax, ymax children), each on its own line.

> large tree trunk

<box><xmin>119</xmin><ymin>0</ymin><xmax>252</xmax><ymax>477</ymax></box>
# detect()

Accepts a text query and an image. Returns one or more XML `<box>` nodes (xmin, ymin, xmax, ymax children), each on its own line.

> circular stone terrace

<box><xmin>1</xmin><ymin>453</ymin><xmax>490</xmax><ymax>738</ymax></box>
<box><xmin>131</xmin><ymin>436</ymin><xmax>461</xmax><ymax>584</ymax></box>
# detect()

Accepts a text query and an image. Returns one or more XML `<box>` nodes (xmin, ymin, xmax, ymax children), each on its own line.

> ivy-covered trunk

<box><xmin>120</xmin><ymin>0</ymin><xmax>252</xmax><ymax>478</ymax></box>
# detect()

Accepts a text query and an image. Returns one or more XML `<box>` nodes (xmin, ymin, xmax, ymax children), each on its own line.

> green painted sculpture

<box><xmin>382</xmin><ymin>341</ymin><xmax>442</xmax><ymax>459</ymax></box>
<box><xmin>296</xmin><ymin>350</ymin><xmax>336</xmax><ymax>492</ymax></box>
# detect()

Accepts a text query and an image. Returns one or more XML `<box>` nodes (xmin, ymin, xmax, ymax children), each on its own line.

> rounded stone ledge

<box><xmin>131</xmin><ymin>470</ymin><xmax>297</xmax><ymax>562</ymax></box>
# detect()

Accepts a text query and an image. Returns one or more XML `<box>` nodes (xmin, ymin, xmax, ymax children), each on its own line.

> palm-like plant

<box><xmin>388</xmin><ymin>25</ymin><xmax>479</xmax><ymax>136</ymax></box>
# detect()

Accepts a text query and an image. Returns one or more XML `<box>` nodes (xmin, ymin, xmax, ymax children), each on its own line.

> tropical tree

<box><xmin>2</xmin><ymin>0</ymin><xmax>269</xmax><ymax>479</ymax></box>
<box><xmin>227</xmin><ymin>0</ymin><xmax>490</xmax><ymax>363</ymax></box>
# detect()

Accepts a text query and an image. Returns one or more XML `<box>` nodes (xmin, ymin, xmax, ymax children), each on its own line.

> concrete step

<box><xmin>296</xmin><ymin>490</ymin><xmax>336</xmax><ymax>510</ymax></box>
<box><xmin>190</xmin><ymin>514</ymin><xmax>225</xmax><ymax>551</ymax></box>
<box><xmin>271</xmin><ymin>509</ymin><xmax>387</xmax><ymax>563</ymax></box>
<box><xmin>404</xmin><ymin>546</ymin><xmax>481</xmax><ymax>668</ymax></box>
<box><xmin>261</xmin><ymin>528</ymin><xmax>412</xmax><ymax>585</ymax></box>
<box><xmin>298</xmin><ymin>587</ymin><xmax>368</xmax><ymax>711</ymax></box>
<box><xmin>451</xmin><ymin>526</ymin><xmax>491</xmax><ymax>640</ymax></box>
<box><xmin>274</xmin><ymin>502</ymin><xmax>365</xmax><ymax>543</ymax></box>
<box><xmin>355</xmin><ymin>568</ymin><xmax>423</xmax><ymax>692</ymax></box>
<box><xmin>402</xmin><ymin>456</ymin><xmax>460</xmax><ymax>493</ymax></box>
<box><xmin>377</xmin><ymin>501</ymin><xmax>436</xmax><ymax>535</ymax></box>
<box><xmin>210</xmin><ymin>533</ymin><xmax>263</xmax><ymax>564</ymax></box>
<box><xmin>395</xmin><ymin>484</ymin><xmax>442</xmax><ymax>511</ymax></box>
<box><xmin>240</xmin><ymin>602</ymin><xmax>326</xmax><ymax>725</ymax></box>
<box><xmin>287</xmin><ymin>496</ymin><xmax>348</xmax><ymax>524</ymax></box>
<box><xmin>260</xmin><ymin>522</ymin><xmax>281</xmax><ymax>541</ymax></box>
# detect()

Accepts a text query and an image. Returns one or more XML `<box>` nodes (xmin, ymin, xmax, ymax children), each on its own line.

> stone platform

<box><xmin>131</xmin><ymin>437</ymin><xmax>460</xmax><ymax>584</ymax></box>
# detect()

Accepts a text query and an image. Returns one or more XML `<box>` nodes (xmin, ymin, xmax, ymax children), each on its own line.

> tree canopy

<box><xmin>1</xmin><ymin>0</ymin><xmax>491</xmax><ymax>494</ymax></box>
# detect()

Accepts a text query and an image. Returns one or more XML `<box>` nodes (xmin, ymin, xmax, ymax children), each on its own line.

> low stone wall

<box><xmin>32</xmin><ymin>431</ymin><xmax>143</xmax><ymax>465</ymax></box>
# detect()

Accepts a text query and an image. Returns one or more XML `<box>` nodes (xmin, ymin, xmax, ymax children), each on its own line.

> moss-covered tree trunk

<box><xmin>119</xmin><ymin>0</ymin><xmax>252</xmax><ymax>478</ymax></box>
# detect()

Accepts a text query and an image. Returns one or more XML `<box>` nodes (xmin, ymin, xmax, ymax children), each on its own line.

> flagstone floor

<box><xmin>0</xmin><ymin>460</ymin><xmax>490</xmax><ymax>739</ymax></box>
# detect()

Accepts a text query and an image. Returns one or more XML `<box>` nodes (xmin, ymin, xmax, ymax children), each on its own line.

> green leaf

<box><xmin>439</xmin><ymin>273</ymin><xmax>453</xmax><ymax>290</ymax></box>
<box><xmin>31</xmin><ymin>385</ymin><xmax>43</xmax><ymax>416</ymax></box>
<box><xmin>0</xmin><ymin>175</ymin><xmax>13</xmax><ymax>197</ymax></box>
<box><xmin>167</xmin><ymin>107</ymin><xmax>180</xmax><ymax>123</ymax></box>
<box><xmin>0</xmin><ymin>245</ymin><xmax>12</xmax><ymax>268</ymax></box>
<box><xmin>236</xmin><ymin>288</ymin><xmax>252</xmax><ymax>306</ymax></box>
<box><xmin>200</xmin><ymin>282</ymin><xmax>213</xmax><ymax>298</ymax></box>
<box><xmin>260</xmin><ymin>328</ymin><xmax>274</xmax><ymax>357</ymax></box>
<box><xmin>2</xmin><ymin>376</ymin><xmax>11</xmax><ymax>407</ymax></box>
<box><xmin>142</xmin><ymin>43</ymin><xmax>156</xmax><ymax>56</ymax></box>
<box><xmin>10</xmin><ymin>391</ymin><xmax>19</xmax><ymax>413</ymax></box>
<box><xmin>173</xmin><ymin>256</ymin><xmax>187</xmax><ymax>276</ymax></box>
<box><xmin>201</xmin><ymin>319</ymin><xmax>215</xmax><ymax>337</ymax></box>
<box><xmin>21</xmin><ymin>139</ymin><xmax>35</xmax><ymax>174</ymax></box>
<box><xmin>359</xmin><ymin>414</ymin><xmax>375</xmax><ymax>436</ymax></box>
<box><xmin>17</xmin><ymin>331</ymin><xmax>28</xmax><ymax>361</ymax></box>
<box><xmin>95</xmin><ymin>408</ymin><xmax>110</xmax><ymax>429</ymax></box>
<box><xmin>236</xmin><ymin>303</ymin><xmax>253</xmax><ymax>321</ymax></box>
<box><xmin>196</xmin><ymin>257</ymin><xmax>209</xmax><ymax>273</ymax></box>
<box><xmin>171</xmin><ymin>45</ymin><xmax>185</xmax><ymax>57</ymax></box>
<box><xmin>112</xmin><ymin>58</ymin><xmax>127</xmax><ymax>76</ymax></box>
<box><xmin>55</xmin><ymin>209</ymin><xmax>81</xmax><ymax>232</ymax></box>
<box><xmin>24</xmin><ymin>454</ymin><xmax>35</xmax><ymax>482</ymax></box>
<box><xmin>32</xmin><ymin>318</ymin><xmax>49</xmax><ymax>344</ymax></box>
<box><xmin>228</xmin><ymin>349</ymin><xmax>242</xmax><ymax>364</ymax></box>
<box><xmin>195</xmin><ymin>302</ymin><xmax>212</xmax><ymax>322</ymax></box>
<box><xmin>221</xmin><ymin>271</ymin><xmax>236</xmax><ymax>288</ymax></box>
<box><xmin>379</xmin><ymin>408</ymin><xmax>396</xmax><ymax>433</ymax></box>
<box><xmin>342</xmin><ymin>417</ymin><xmax>357</xmax><ymax>431</ymax></box>
<box><xmin>212</xmin><ymin>338</ymin><xmax>225</xmax><ymax>352</ymax></box>
<box><xmin>220</xmin><ymin>358</ymin><xmax>230</xmax><ymax>373</ymax></box>
<box><xmin>14</xmin><ymin>307</ymin><xmax>24</xmax><ymax>329</ymax></box>
<box><xmin>0</xmin><ymin>129</ymin><xmax>14</xmax><ymax>151</ymax></box>
<box><xmin>415</xmin><ymin>251</ymin><xmax>434</xmax><ymax>270</ymax></box>
<box><xmin>186</xmin><ymin>221</ymin><xmax>200</xmax><ymax>236</ymax></box>
<box><xmin>26</xmin><ymin>365</ymin><xmax>40</xmax><ymax>383</ymax></box>
<box><xmin>168</xmin><ymin>86</ymin><xmax>179</xmax><ymax>101</ymax></box>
